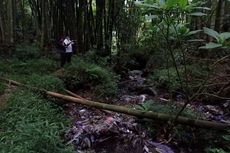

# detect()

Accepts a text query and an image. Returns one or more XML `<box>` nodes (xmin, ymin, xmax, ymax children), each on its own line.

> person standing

<box><xmin>63</xmin><ymin>36</ymin><xmax>74</xmax><ymax>65</ymax></box>
<box><xmin>57</xmin><ymin>36</ymin><xmax>66</xmax><ymax>67</ymax></box>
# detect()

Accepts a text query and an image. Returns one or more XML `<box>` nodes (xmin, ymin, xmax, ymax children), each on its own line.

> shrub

<box><xmin>57</xmin><ymin>57</ymin><xmax>119</xmax><ymax>98</ymax></box>
<box><xmin>0</xmin><ymin>89</ymin><xmax>74</xmax><ymax>153</ymax></box>
<box><xmin>14</xmin><ymin>43</ymin><xmax>41</xmax><ymax>60</ymax></box>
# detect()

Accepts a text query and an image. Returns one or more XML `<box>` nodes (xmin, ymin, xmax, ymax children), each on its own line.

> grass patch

<box><xmin>0</xmin><ymin>89</ymin><xmax>74</xmax><ymax>153</ymax></box>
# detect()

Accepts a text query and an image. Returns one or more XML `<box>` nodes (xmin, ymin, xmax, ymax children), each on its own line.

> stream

<box><xmin>63</xmin><ymin>70</ymin><xmax>230</xmax><ymax>153</ymax></box>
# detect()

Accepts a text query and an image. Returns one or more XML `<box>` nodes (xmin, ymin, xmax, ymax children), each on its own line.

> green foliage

<box><xmin>205</xmin><ymin>148</ymin><xmax>228</xmax><ymax>153</ymax></box>
<box><xmin>147</xmin><ymin>64</ymin><xmax>209</xmax><ymax>94</ymax></box>
<box><xmin>0</xmin><ymin>89</ymin><xmax>74</xmax><ymax>153</ymax></box>
<box><xmin>10</xmin><ymin>74</ymin><xmax>65</xmax><ymax>92</ymax></box>
<box><xmin>12</xmin><ymin>58</ymin><xmax>59</xmax><ymax>75</ymax></box>
<box><xmin>0</xmin><ymin>58</ymin><xmax>15</xmax><ymax>75</ymax></box>
<box><xmin>0</xmin><ymin>58</ymin><xmax>58</xmax><ymax>76</ymax></box>
<box><xmin>135</xmin><ymin>100</ymin><xmax>201</xmax><ymax>118</ymax></box>
<box><xmin>14</xmin><ymin>43</ymin><xmax>41</xmax><ymax>60</ymax></box>
<box><xmin>80</xmin><ymin>50</ymin><xmax>110</xmax><ymax>67</ymax></box>
<box><xmin>0</xmin><ymin>82</ymin><xmax>6</xmax><ymax>95</ymax></box>
<box><xmin>58</xmin><ymin>57</ymin><xmax>119</xmax><ymax>98</ymax></box>
<box><xmin>147</xmin><ymin>67</ymin><xmax>184</xmax><ymax>91</ymax></box>
<box><xmin>204</xmin><ymin>130</ymin><xmax>230</xmax><ymax>153</ymax></box>
<box><xmin>200</xmin><ymin>27</ymin><xmax>230</xmax><ymax>49</ymax></box>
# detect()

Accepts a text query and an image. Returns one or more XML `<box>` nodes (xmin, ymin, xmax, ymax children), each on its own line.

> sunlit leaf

<box><xmin>145</xmin><ymin>15</ymin><xmax>159</xmax><ymax>20</ymax></box>
<box><xmin>187</xmin><ymin>39</ymin><xmax>205</xmax><ymax>42</ymax></box>
<box><xmin>179</xmin><ymin>0</ymin><xmax>187</xmax><ymax>8</ymax></box>
<box><xmin>193</xmin><ymin>7</ymin><xmax>211</xmax><ymax>10</ymax></box>
<box><xmin>178</xmin><ymin>26</ymin><xmax>189</xmax><ymax>35</ymax></box>
<box><xmin>199</xmin><ymin>42</ymin><xmax>222</xmax><ymax>49</ymax></box>
<box><xmin>187</xmin><ymin>30</ymin><xmax>202</xmax><ymax>36</ymax></box>
<box><xmin>189</xmin><ymin>12</ymin><xmax>207</xmax><ymax>16</ymax></box>
<box><xmin>165</xmin><ymin>0</ymin><xmax>177</xmax><ymax>8</ymax></box>
<box><xmin>219</xmin><ymin>32</ymin><xmax>230</xmax><ymax>40</ymax></box>
<box><xmin>223</xmin><ymin>135</ymin><xmax>230</xmax><ymax>141</ymax></box>
<box><xmin>141</xmin><ymin>3</ymin><xmax>160</xmax><ymax>9</ymax></box>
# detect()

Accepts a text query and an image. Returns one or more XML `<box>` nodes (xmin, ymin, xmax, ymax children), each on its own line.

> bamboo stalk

<box><xmin>1</xmin><ymin>78</ymin><xmax>230</xmax><ymax>130</ymax></box>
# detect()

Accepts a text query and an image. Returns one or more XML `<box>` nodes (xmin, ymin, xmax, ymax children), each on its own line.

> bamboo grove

<box><xmin>0</xmin><ymin>0</ymin><xmax>229</xmax><ymax>55</ymax></box>
<box><xmin>0</xmin><ymin>0</ymin><xmax>141</xmax><ymax>55</ymax></box>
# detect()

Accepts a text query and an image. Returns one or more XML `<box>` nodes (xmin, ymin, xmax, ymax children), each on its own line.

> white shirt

<box><xmin>64</xmin><ymin>38</ymin><xmax>74</xmax><ymax>53</ymax></box>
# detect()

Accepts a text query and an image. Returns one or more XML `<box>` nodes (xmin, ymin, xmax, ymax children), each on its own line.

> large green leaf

<box><xmin>141</xmin><ymin>3</ymin><xmax>160</xmax><ymax>9</ymax></box>
<box><xmin>193</xmin><ymin>7</ymin><xmax>211</xmax><ymax>10</ymax></box>
<box><xmin>203</xmin><ymin>27</ymin><xmax>219</xmax><ymax>40</ymax></box>
<box><xmin>187</xmin><ymin>30</ymin><xmax>202</xmax><ymax>36</ymax></box>
<box><xmin>145</xmin><ymin>15</ymin><xmax>159</xmax><ymax>20</ymax></box>
<box><xmin>189</xmin><ymin>12</ymin><xmax>207</xmax><ymax>16</ymax></box>
<box><xmin>199</xmin><ymin>42</ymin><xmax>222</xmax><ymax>49</ymax></box>
<box><xmin>165</xmin><ymin>0</ymin><xmax>178</xmax><ymax>8</ymax></box>
<box><xmin>220</xmin><ymin>32</ymin><xmax>230</xmax><ymax>40</ymax></box>
<box><xmin>179</xmin><ymin>0</ymin><xmax>187</xmax><ymax>8</ymax></box>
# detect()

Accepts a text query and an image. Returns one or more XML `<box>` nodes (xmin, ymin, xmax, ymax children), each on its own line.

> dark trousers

<box><xmin>60</xmin><ymin>52</ymin><xmax>72</xmax><ymax>67</ymax></box>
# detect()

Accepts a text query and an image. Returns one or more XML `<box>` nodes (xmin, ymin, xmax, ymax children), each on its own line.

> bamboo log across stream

<box><xmin>1</xmin><ymin>78</ymin><xmax>230</xmax><ymax>130</ymax></box>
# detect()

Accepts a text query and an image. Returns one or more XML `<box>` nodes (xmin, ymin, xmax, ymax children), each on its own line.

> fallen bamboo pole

<box><xmin>1</xmin><ymin>78</ymin><xmax>230</xmax><ymax>130</ymax></box>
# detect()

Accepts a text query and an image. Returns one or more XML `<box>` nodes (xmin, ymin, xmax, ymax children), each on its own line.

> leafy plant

<box><xmin>200</xmin><ymin>27</ymin><xmax>230</xmax><ymax>49</ymax></box>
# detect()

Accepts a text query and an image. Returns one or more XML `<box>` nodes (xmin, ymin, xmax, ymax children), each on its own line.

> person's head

<box><xmin>66</xmin><ymin>36</ymin><xmax>70</xmax><ymax>40</ymax></box>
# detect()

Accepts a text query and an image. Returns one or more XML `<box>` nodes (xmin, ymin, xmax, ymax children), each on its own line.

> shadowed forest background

<box><xmin>0</xmin><ymin>0</ymin><xmax>230</xmax><ymax>153</ymax></box>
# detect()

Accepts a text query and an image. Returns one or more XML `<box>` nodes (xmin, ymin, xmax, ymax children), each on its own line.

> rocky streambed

<box><xmin>63</xmin><ymin>70</ymin><xmax>230</xmax><ymax>153</ymax></box>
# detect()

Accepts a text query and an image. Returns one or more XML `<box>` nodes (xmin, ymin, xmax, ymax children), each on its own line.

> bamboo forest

<box><xmin>0</xmin><ymin>0</ymin><xmax>230</xmax><ymax>153</ymax></box>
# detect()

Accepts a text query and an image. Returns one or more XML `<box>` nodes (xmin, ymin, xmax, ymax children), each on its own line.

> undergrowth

<box><xmin>14</xmin><ymin>43</ymin><xmax>41</xmax><ymax>60</ymax></box>
<box><xmin>0</xmin><ymin>58</ymin><xmax>58</xmax><ymax>75</ymax></box>
<box><xmin>0</xmin><ymin>89</ymin><xmax>74</xmax><ymax>153</ymax></box>
<box><xmin>135</xmin><ymin>100</ymin><xmax>202</xmax><ymax>119</ymax></box>
<box><xmin>57</xmin><ymin>57</ymin><xmax>119</xmax><ymax>98</ymax></box>
<box><xmin>9</xmin><ymin>74</ymin><xmax>65</xmax><ymax>92</ymax></box>
<box><xmin>0</xmin><ymin>82</ymin><xmax>6</xmax><ymax>95</ymax></box>
<box><xmin>147</xmin><ymin>65</ymin><xmax>208</xmax><ymax>93</ymax></box>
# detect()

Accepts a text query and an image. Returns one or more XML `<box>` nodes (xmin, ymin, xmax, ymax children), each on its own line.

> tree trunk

<box><xmin>96</xmin><ymin>0</ymin><xmax>104</xmax><ymax>51</ymax></box>
<box><xmin>7</xmin><ymin>0</ymin><xmax>14</xmax><ymax>44</ymax></box>
<box><xmin>105</xmin><ymin>0</ymin><xmax>115</xmax><ymax>56</ymax></box>
<box><xmin>215</xmin><ymin>0</ymin><xmax>225</xmax><ymax>31</ymax></box>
